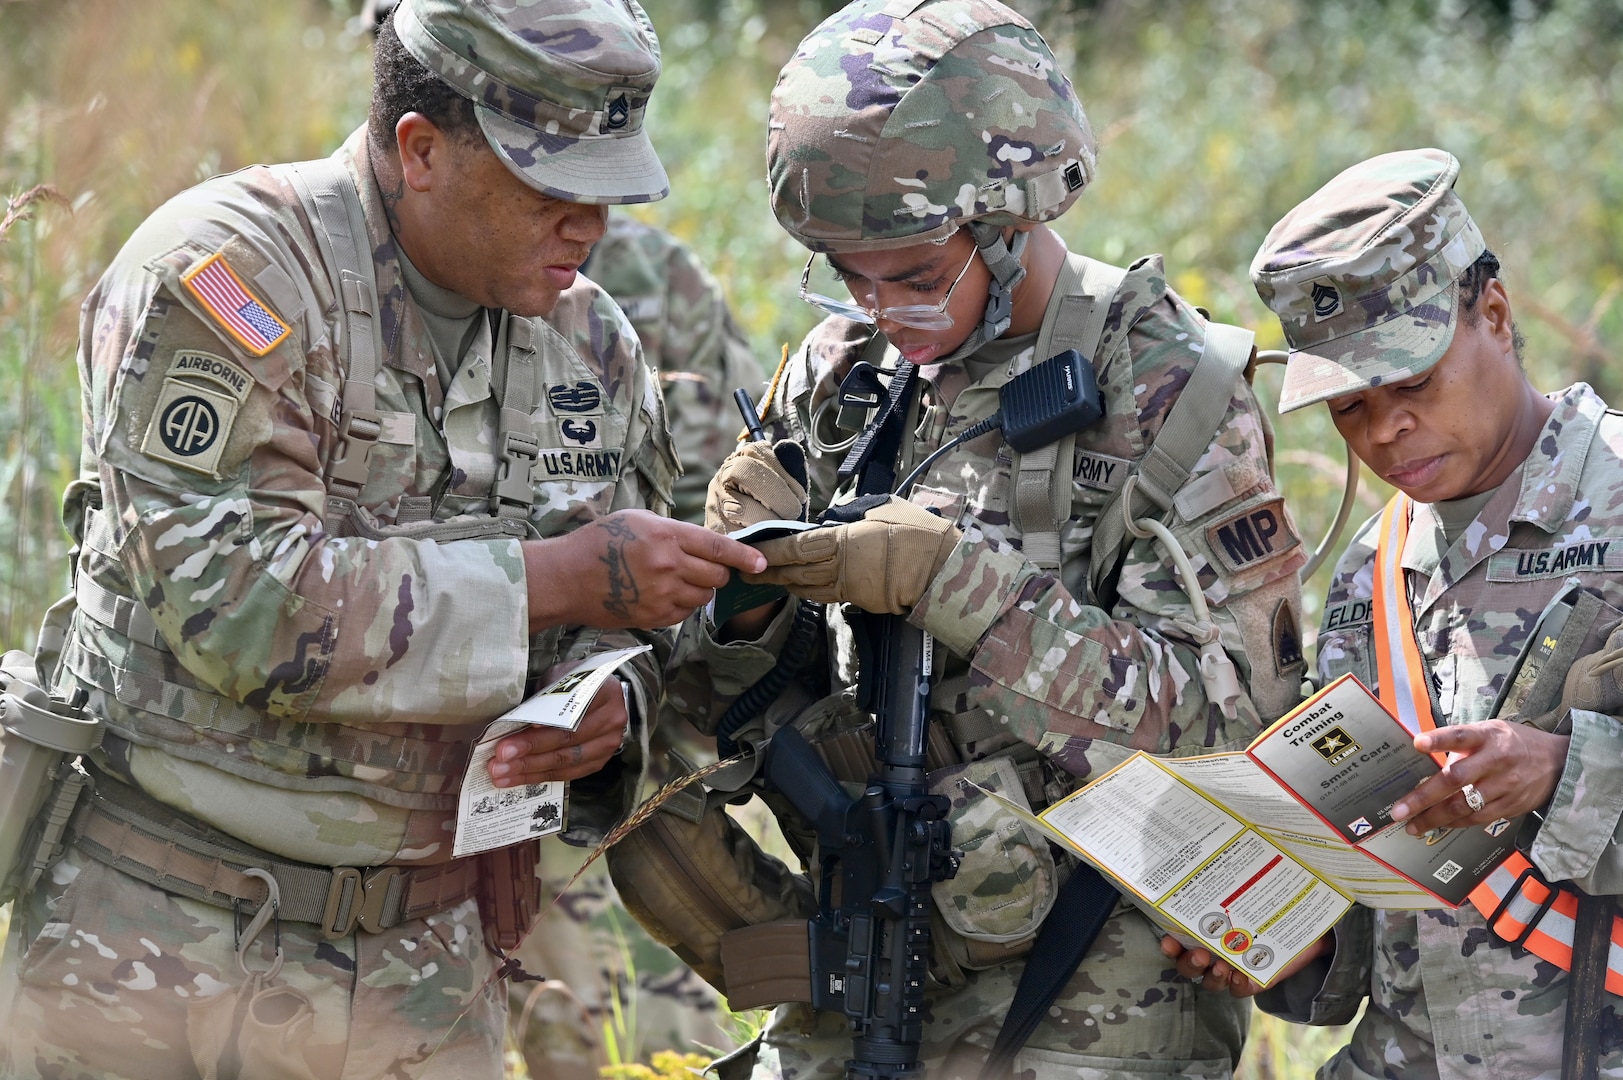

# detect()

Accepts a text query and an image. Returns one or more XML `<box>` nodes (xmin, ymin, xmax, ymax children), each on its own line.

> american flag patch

<box><xmin>180</xmin><ymin>252</ymin><xmax>290</xmax><ymax>356</ymax></box>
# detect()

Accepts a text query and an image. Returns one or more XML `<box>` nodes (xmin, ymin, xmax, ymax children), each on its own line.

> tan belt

<box><xmin>70</xmin><ymin>778</ymin><xmax>478</xmax><ymax>938</ymax></box>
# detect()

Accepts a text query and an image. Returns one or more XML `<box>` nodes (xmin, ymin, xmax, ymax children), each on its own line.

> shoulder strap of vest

<box><xmin>1012</xmin><ymin>252</ymin><xmax>1127</xmax><ymax>571</ymax></box>
<box><xmin>281</xmin><ymin>158</ymin><xmax>384</xmax><ymax>536</ymax></box>
<box><xmin>1087</xmin><ymin>319</ymin><xmax>1254</xmax><ymax>605</ymax></box>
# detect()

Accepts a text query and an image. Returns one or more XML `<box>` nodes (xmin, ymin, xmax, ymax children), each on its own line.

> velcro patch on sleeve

<box><xmin>1205</xmin><ymin>498</ymin><xmax>1299</xmax><ymax>573</ymax></box>
<box><xmin>181</xmin><ymin>252</ymin><xmax>290</xmax><ymax>357</ymax></box>
<box><xmin>141</xmin><ymin>378</ymin><xmax>239</xmax><ymax>476</ymax></box>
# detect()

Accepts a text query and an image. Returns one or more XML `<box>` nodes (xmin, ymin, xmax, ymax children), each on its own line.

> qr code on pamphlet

<box><xmin>1433</xmin><ymin>860</ymin><xmax>1462</xmax><ymax>883</ymax></box>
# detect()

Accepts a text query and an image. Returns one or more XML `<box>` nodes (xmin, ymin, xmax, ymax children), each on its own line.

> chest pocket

<box><xmin>525</xmin><ymin>345</ymin><xmax>632</xmax><ymax>536</ymax></box>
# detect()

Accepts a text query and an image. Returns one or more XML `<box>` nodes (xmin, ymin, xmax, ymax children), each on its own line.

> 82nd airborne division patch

<box><xmin>141</xmin><ymin>350</ymin><xmax>255</xmax><ymax>477</ymax></box>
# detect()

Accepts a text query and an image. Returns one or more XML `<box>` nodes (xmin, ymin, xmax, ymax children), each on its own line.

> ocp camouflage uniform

<box><xmin>0</xmin><ymin>88</ymin><xmax>674</xmax><ymax>1080</ymax></box>
<box><xmin>666</xmin><ymin>268</ymin><xmax>1304</xmax><ymax>1079</ymax></box>
<box><xmin>511</xmin><ymin>218</ymin><xmax>749</xmax><ymax>1076</ymax></box>
<box><xmin>1264</xmin><ymin>384</ymin><xmax>1623</xmax><ymax>1078</ymax></box>
<box><xmin>1247</xmin><ymin>148</ymin><xmax>1623</xmax><ymax>1079</ymax></box>
<box><xmin>652</xmin><ymin>4</ymin><xmax>1314</xmax><ymax>1074</ymax></box>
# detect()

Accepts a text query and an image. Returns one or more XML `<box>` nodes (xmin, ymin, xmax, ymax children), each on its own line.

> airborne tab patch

<box><xmin>139</xmin><ymin>349</ymin><xmax>257</xmax><ymax>476</ymax></box>
<box><xmin>169</xmin><ymin>350</ymin><xmax>253</xmax><ymax>402</ymax></box>
<box><xmin>181</xmin><ymin>252</ymin><xmax>290</xmax><ymax>356</ymax></box>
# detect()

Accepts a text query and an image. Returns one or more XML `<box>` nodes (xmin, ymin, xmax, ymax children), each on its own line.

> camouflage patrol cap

<box><xmin>767</xmin><ymin>0</ymin><xmax>1097</xmax><ymax>252</ymax></box>
<box><xmin>394</xmin><ymin>0</ymin><xmax>668</xmax><ymax>205</ymax></box>
<box><xmin>1251</xmin><ymin>148</ymin><xmax>1486</xmax><ymax>413</ymax></box>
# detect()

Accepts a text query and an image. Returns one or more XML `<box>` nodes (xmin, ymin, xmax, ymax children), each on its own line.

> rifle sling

<box><xmin>1563</xmin><ymin>890</ymin><xmax>1616</xmax><ymax>1080</ymax></box>
<box><xmin>980</xmin><ymin>862</ymin><xmax>1120</xmax><ymax>1078</ymax></box>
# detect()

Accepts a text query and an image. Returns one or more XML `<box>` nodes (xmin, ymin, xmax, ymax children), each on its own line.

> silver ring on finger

<box><xmin>1462</xmin><ymin>783</ymin><xmax>1486</xmax><ymax>813</ymax></box>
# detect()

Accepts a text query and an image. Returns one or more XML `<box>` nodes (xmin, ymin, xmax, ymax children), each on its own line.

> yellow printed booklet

<box><xmin>988</xmin><ymin>674</ymin><xmax>1522</xmax><ymax>986</ymax></box>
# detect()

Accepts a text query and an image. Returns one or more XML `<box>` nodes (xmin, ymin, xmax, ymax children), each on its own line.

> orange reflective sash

<box><xmin>1371</xmin><ymin>492</ymin><xmax>1623</xmax><ymax>990</ymax></box>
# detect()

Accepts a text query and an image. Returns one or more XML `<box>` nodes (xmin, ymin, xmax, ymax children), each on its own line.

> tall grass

<box><xmin>3</xmin><ymin>0</ymin><xmax>1620</xmax><ymax>1074</ymax></box>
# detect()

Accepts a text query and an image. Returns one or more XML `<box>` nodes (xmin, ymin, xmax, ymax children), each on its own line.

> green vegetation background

<box><xmin>2</xmin><ymin>0</ymin><xmax>1620</xmax><ymax>1075</ymax></box>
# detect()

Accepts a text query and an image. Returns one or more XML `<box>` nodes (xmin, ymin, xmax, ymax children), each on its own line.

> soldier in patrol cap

<box><xmin>619</xmin><ymin>0</ymin><xmax>1311</xmax><ymax>1075</ymax></box>
<box><xmin>1170</xmin><ymin>148</ymin><xmax>1623</xmax><ymax>1078</ymax></box>
<box><xmin>0</xmin><ymin>0</ymin><xmax>765</xmax><ymax>1076</ymax></box>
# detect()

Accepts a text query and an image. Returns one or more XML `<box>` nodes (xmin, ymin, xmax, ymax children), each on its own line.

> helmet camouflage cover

<box><xmin>768</xmin><ymin>0</ymin><xmax>1097</xmax><ymax>252</ymax></box>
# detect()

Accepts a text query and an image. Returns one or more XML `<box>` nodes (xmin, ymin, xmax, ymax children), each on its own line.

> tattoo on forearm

<box><xmin>598</xmin><ymin>518</ymin><xmax>640</xmax><ymax>618</ymax></box>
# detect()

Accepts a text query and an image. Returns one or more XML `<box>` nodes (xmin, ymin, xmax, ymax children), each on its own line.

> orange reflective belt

<box><xmin>1371</xmin><ymin>492</ymin><xmax>1623</xmax><ymax>989</ymax></box>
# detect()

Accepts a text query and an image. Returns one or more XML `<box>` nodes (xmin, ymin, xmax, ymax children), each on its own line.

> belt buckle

<box><xmin>1486</xmin><ymin>865</ymin><xmax>1561</xmax><ymax>955</ymax></box>
<box><xmin>321</xmin><ymin>865</ymin><xmax>402</xmax><ymax>938</ymax></box>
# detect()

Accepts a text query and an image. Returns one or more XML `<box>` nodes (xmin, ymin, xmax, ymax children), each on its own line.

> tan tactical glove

<box><xmin>1561</xmin><ymin>625</ymin><xmax>1623</xmax><ymax>716</ymax></box>
<box><xmin>704</xmin><ymin>440</ymin><xmax>809</xmax><ymax>534</ymax></box>
<box><xmin>748</xmin><ymin>495</ymin><xmax>962</xmax><ymax>615</ymax></box>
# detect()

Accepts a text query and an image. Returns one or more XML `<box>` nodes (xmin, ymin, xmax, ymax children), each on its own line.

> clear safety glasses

<box><xmin>796</xmin><ymin>243</ymin><xmax>979</xmax><ymax>331</ymax></box>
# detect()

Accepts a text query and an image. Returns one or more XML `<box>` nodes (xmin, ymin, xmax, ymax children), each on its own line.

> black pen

<box><xmin>733</xmin><ymin>387</ymin><xmax>768</xmax><ymax>443</ymax></box>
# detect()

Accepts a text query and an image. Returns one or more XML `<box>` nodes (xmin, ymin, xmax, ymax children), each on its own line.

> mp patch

<box><xmin>181</xmin><ymin>252</ymin><xmax>290</xmax><ymax>356</ymax></box>
<box><xmin>1206</xmin><ymin>498</ymin><xmax>1299</xmax><ymax>573</ymax></box>
<box><xmin>1486</xmin><ymin>540</ymin><xmax>1623</xmax><ymax>581</ymax></box>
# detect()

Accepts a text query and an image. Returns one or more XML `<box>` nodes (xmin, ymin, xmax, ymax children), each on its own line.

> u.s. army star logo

<box><xmin>1311</xmin><ymin>726</ymin><xmax>1360</xmax><ymax>766</ymax></box>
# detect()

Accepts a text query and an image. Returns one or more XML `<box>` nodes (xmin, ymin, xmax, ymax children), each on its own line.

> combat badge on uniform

<box><xmin>140</xmin><ymin>350</ymin><xmax>255</xmax><ymax>476</ymax></box>
<box><xmin>180</xmin><ymin>252</ymin><xmax>291</xmax><ymax>357</ymax></box>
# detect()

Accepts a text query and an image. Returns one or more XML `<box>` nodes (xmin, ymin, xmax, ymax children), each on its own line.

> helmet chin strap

<box><xmin>935</xmin><ymin>222</ymin><xmax>1029</xmax><ymax>365</ymax></box>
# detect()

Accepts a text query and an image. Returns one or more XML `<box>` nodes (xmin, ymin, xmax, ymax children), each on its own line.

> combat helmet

<box><xmin>768</xmin><ymin>0</ymin><xmax>1096</xmax><ymax>348</ymax></box>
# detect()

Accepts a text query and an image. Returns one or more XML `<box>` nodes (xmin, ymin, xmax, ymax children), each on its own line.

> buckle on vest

<box><xmin>491</xmin><ymin>429</ymin><xmax>540</xmax><ymax>511</ymax></box>
<box><xmin>321</xmin><ymin>865</ymin><xmax>401</xmax><ymax>937</ymax></box>
<box><xmin>1486</xmin><ymin>864</ymin><xmax>1561</xmax><ymax>955</ymax></box>
<box><xmin>330</xmin><ymin>408</ymin><xmax>383</xmax><ymax>489</ymax></box>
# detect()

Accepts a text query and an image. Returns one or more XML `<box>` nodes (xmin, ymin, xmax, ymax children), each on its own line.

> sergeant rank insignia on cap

<box><xmin>181</xmin><ymin>252</ymin><xmax>290</xmax><ymax>356</ymax></box>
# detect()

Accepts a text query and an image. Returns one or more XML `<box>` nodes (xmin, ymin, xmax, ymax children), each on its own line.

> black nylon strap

<box><xmin>838</xmin><ymin>360</ymin><xmax>918</xmax><ymax>495</ymax></box>
<box><xmin>1562</xmin><ymin>891</ymin><xmax>1617</xmax><ymax>1080</ymax></box>
<box><xmin>979</xmin><ymin>862</ymin><xmax>1121</xmax><ymax>1079</ymax></box>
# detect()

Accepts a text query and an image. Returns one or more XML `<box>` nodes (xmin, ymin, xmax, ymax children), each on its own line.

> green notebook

<box><xmin>711</xmin><ymin>519</ymin><xmax>819</xmax><ymax>624</ymax></box>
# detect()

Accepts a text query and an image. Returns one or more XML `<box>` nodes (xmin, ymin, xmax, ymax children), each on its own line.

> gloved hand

<box><xmin>748</xmin><ymin>495</ymin><xmax>962</xmax><ymax>614</ymax></box>
<box><xmin>704</xmin><ymin>440</ymin><xmax>809</xmax><ymax>534</ymax></box>
<box><xmin>1560</xmin><ymin>624</ymin><xmax>1623</xmax><ymax>716</ymax></box>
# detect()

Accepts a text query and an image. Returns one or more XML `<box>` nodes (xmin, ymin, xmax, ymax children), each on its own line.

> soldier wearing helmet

<box><xmin>633</xmin><ymin>0</ymin><xmax>1309</xmax><ymax>1076</ymax></box>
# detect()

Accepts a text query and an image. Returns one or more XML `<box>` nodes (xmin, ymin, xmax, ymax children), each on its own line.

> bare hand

<box><xmin>1392</xmin><ymin>719</ymin><xmax>1569</xmax><ymax>835</ymax></box>
<box><xmin>1160</xmin><ymin>931</ymin><xmax>1330</xmax><ymax>997</ymax></box>
<box><xmin>487</xmin><ymin>680</ymin><xmax>627</xmax><ymax>787</ymax></box>
<box><xmin>526</xmin><ymin>509</ymin><xmax>766</xmax><ymax>631</ymax></box>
